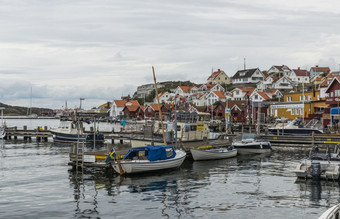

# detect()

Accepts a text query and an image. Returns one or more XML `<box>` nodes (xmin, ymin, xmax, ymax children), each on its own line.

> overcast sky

<box><xmin>1</xmin><ymin>0</ymin><xmax>340</xmax><ymax>109</ymax></box>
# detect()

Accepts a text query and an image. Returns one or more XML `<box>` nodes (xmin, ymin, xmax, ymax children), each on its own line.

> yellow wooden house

<box><xmin>269</xmin><ymin>90</ymin><xmax>327</xmax><ymax>120</ymax></box>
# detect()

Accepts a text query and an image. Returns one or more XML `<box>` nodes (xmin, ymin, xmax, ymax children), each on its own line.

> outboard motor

<box><xmin>311</xmin><ymin>161</ymin><xmax>321</xmax><ymax>180</ymax></box>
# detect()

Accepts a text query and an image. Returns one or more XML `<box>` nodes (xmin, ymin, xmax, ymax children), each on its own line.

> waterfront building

<box><xmin>109</xmin><ymin>100</ymin><xmax>140</xmax><ymax>118</ymax></box>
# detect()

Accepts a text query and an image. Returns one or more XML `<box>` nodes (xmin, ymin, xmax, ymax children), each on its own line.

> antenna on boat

<box><xmin>152</xmin><ymin>66</ymin><xmax>167</xmax><ymax>145</ymax></box>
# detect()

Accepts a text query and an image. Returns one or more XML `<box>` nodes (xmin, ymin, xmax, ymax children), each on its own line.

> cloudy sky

<box><xmin>1</xmin><ymin>0</ymin><xmax>340</xmax><ymax>109</ymax></box>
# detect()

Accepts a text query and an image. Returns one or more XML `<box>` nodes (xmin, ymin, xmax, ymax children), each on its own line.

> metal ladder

<box><xmin>75</xmin><ymin>139</ymin><xmax>85</xmax><ymax>169</ymax></box>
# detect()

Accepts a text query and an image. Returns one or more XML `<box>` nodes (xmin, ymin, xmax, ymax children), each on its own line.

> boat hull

<box><xmin>112</xmin><ymin>150</ymin><xmax>186</xmax><ymax>174</ymax></box>
<box><xmin>232</xmin><ymin>141</ymin><xmax>272</xmax><ymax>155</ymax></box>
<box><xmin>293</xmin><ymin>159</ymin><xmax>340</xmax><ymax>180</ymax></box>
<box><xmin>190</xmin><ymin>148</ymin><xmax>237</xmax><ymax>161</ymax></box>
<box><xmin>50</xmin><ymin>131</ymin><xmax>104</xmax><ymax>143</ymax></box>
<box><xmin>268</xmin><ymin>128</ymin><xmax>323</xmax><ymax>135</ymax></box>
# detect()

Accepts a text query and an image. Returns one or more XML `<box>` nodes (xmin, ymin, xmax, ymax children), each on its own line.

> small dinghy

<box><xmin>190</xmin><ymin>146</ymin><xmax>237</xmax><ymax>161</ymax></box>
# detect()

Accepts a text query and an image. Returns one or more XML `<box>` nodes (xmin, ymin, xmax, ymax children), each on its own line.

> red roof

<box><xmin>311</xmin><ymin>66</ymin><xmax>330</xmax><ymax>72</ymax></box>
<box><xmin>179</xmin><ymin>86</ymin><xmax>193</xmax><ymax>92</ymax></box>
<box><xmin>207</xmin><ymin>69</ymin><xmax>225</xmax><ymax>80</ymax></box>
<box><xmin>125</xmin><ymin>105</ymin><xmax>139</xmax><ymax>112</ymax></box>
<box><xmin>213</xmin><ymin>91</ymin><xmax>226</xmax><ymax>98</ymax></box>
<box><xmin>293</xmin><ymin>68</ymin><xmax>310</xmax><ymax>77</ymax></box>
<box><xmin>114</xmin><ymin>100</ymin><xmax>140</xmax><ymax>107</ymax></box>
<box><xmin>257</xmin><ymin>92</ymin><xmax>270</xmax><ymax>100</ymax></box>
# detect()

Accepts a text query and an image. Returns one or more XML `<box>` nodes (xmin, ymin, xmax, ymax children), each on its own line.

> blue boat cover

<box><xmin>122</xmin><ymin>145</ymin><xmax>176</xmax><ymax>161</ymax></box>
<box><xmin>331</xmin><ymin>107</ymin><xmax>340</xmax><ymax>114</ymax></box>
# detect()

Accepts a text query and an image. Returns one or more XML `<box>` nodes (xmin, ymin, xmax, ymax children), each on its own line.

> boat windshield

<box><xmin>241</xmin><ymin>133</ymin><xmax>256</xmax><ymax>141</ymax></box>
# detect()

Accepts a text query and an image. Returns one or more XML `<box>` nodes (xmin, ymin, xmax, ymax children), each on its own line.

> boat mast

<box><xmin>152</xmin><ymin>66</ymin><xmax>167</xmax><ymax>145</ymax></box>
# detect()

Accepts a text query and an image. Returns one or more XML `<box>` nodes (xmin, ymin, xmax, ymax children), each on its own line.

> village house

<box><xmin>144</xmin><ymin>104</ymin><xmax>169</xmax><ymax>119</ymax></box>
<box><xmin>325</xmin><ymin>76</ymin><xmax>340</xmax><ymax>127</ymax></box>
<box><xmin>291</xmin><ymin>67</ymin><xmax>310</xmax><ymax>84</ymax></box>
<box><xmin>207</xmin><ymin>69</ymin><xmax>231</xmax><ymax>85</ymax></box>
<box><xmin>231</xmin><ymin>68</ymin><xmax>264</xmax><ymax>84</ymax></box>
<box><xmin>310</xmin><ymin>66</ymin><xmax>331</xmax><ymax>78</ymax></box>
<box><xmin>206</xmin><ymin>91</ymin><xmax>226</xmax><ymax>106</ymax></box>
<box><xmin>174</xmin><ymin>86</ymin><xmax>194</xmax><ymax>98</ymax></box>
<box><xmin>230</xmin><ymin>87</ymin><xmax>255</xmax><ymax>101</ymax></box>
<box><xmin>199</xmin><ymin>83</ymin><xmax>225</xmax><ymax>93</ymax></box>
<box><xmin>110</xmin><ymin>99</ymin><xmax>140</xmax><ymax>118</ymax></box>
<box><xmin>271</xmin><ymin>76</ymin><xmax>294</xmax><ymax>90</ymax></box>
<box><xmin>153</xmin><ymin>91</ymin><xmax>174</xmax><ymax>104</ymax></box>
<box><xmin>269</xmin><ymin>90</ymin><xmax>325</xmax><ymax>121</ymax></box>
<box><xmin>267</xmin><ymin>65</ymin><xmax>293</xmax><ymax>77</ymax></box>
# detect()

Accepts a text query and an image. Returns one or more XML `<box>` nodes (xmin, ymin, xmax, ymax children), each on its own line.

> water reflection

<box><xmin>295</xmin><ymin>178</ymin><xmax>340</xmax><ymax>204</ymax></box>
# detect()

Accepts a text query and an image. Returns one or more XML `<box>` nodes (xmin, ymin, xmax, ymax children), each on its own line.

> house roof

<box><xmin>239</xmin><ymin>87</ymin><xmax>256</xmax><ymax>96</ymax></box>
<box><xmin>148</xmin><ymin>104</ymin><xmax>160</xmax><ymax>111</ymax></box>
<box><xmin>179</xmin><ymin>86</ymin><xmax>193</xmax><ymax>92</ymax></box>
<box><xmin>256</xmin><ymin>91</ymin><xmax>271</xmax><ymax>100</ymax></box>
<box><xmin>320</xmin><ymin>79</ymin><xmax>328</xmax><ymax>87</ymax></box>
<box><xmin>125</xmin><ymin>104</ymin><xmax>139</xmax><ymax>112</ymax></box>
<box><xmin>213</xmin><ymin>91</ymin><xmax>226</xmax><ymax>98</ymax></box>
<box><xmin>232</xmin><ymin>68</ymin><xmax>259</xmax><ymax>79</ymax></box>
<box><xmin>207</xmin><ymin>69</ymin><xmax>226</xmax><ymax>80</ymax></box>
<box><xmin>325</xmin><ymin>76</ymin><xmax>340</xmax><ymax>93</ymax></box>
<box><xmin>310</xmin><ymin>66</ymin><xmax>331</xmax><ymax>72</ymax></box>
<box><xmin>262</xmin><ymin>71</ymin><xmax>269</xmax><ymax>78</ymax></box>
<box><xmin>293</xmin><ymin>68</ymin><xmax>310</xmax><ymax>77</ymax></box>
<box><xmin>114</xmin><ymin>100</ymin><xmax>140</xmax><ymax>107</ymax></box>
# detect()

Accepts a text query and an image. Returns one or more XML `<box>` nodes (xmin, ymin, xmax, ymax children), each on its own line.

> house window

<box><xmin>296</xmin><ymin>108</ymin><xmax>299</xmax><ymax>115</ymax></box>
<box><xmin>300</xmin><ymin>96</ymin><xmax>302</xmax><ymax>101</ymax></box>
<box><xmin>300</xmin><ymin>108</ymin><xmax>303</xmax><ymax>115</ymax></box>
<box><xmin>236</xmin><ymin>91</ymin><xmax>239</xmax><ymax>95</ymax></box>
<box><xmin>243</xmin><ymin>78</ymin><xmax>248</xmax><ymax>82</ymax></box>
<box><xmin>255</xmin><ymin>95</ymin><xmax>258</xmax><ymax>100</ymax></box>
<box><xmin>331</xmin><ymin>92</ymin><xmax>334</xmax><ymax>97</ymax></box>
<box><xmin>308</xmin><ymin>95</ymin><xmax>311</xmax><ymax>100</ymax></box>
<box><xmin>291</xmin><ymin>108</ymin><xmax>294</xmax><ymax>115</ymax></box>
<box><xmin>317</xmin><ymin>95</ymin><xmax>320</xmax><ymax>100</ymax></box>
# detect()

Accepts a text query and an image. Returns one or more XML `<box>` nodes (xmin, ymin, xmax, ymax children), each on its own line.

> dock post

<box><xmin>120</xmin><ymin>139</ymin><xmax>123</xmax><ymax>144</ymax></box>
<box><xmin>37</xmin><ymin>136</ymin><xmax>41</xmax><ymax>142</ymax></box>
<box><xmin>90</xmin><ymin>127</ymin><xmax>94</xmax><ymax>132</ymax></box>
<box><xmin>241</xmin><ymin>125</ymin><xmax>244</xmax><ymax>134</ymax></box>
<box><xmin>277</xmin><ymin>129</ymin><xmax>279</xmax><ymax>136</ymax></box>
<box><xmin>112</xmin><ymin>139</ymin><xmax>114</xmax><ymax>144</ymax></box>
<box><xmin>265</xmin><ymin>127</ymin><xmax>268</xmax><ymax>136</ymax></box>
<box><xmin>312</xmin><ymin>131</ymin><xmax>315</xmax><ymax>147</ymax></box>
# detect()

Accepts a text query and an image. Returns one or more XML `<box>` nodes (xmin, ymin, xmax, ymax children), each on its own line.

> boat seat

<box><xmin>325</xmin><ymin>166</ymin><xmax>340</xmax><ymax>180</ymax></box>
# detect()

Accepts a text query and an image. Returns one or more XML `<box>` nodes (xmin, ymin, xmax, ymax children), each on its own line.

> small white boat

<box><xmin>319</xmin><ymin>203</ymin><xmax>340</xmax><ymax>219</ymax></box>
<box><xmin>190</xmin><ymin>147</ymin><xmax>237</xmax><ymax>161</ymax></box>
<box><xmin>294</xmin><ymin>147</ymin><xmax>340</xmax><ymax>180</ymax></box>
<box><xmin>232</xmin><ymin>133</ymin><xmax>272</xmax><ymax>155</ymax></box>
<box><xmin>107</xmin><ymin>145</ymin><xmax>186</xmax><ymax>174</ymax></box>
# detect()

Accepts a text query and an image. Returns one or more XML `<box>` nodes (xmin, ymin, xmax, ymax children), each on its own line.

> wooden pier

<box><xmin>4</xmin><ymin>126</ymin><xmax>51</xmax><ymax>141</ymax></box>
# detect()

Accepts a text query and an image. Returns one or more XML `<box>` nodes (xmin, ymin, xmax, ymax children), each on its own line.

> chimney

<box><xmin>218</xmin><ymin>69</ymin><xmax>220</xmax><ymax>72</ymax></box>
<box><xmin>298</xmin><ymin>67</ymin><xmax>300</xmax><ymax>70</ymax></box>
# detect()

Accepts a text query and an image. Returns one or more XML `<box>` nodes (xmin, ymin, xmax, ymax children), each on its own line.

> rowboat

<box><xmin>108</xmin><ymin>145</ymin><xmax>186</xmax><ymax>174</ymax></box>
<box><xmin>190</xmin><ymin>147</ymin><xmax>237</xmax><ymax>161</ymax></box>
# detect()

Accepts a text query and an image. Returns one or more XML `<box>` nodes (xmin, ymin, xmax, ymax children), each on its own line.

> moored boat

<box><xmin>232</xmin><ymin>133</ymin><xmax>272</xmax><ymax>155</ymax></box>
<box><xmin>190</xmin><ymin>147</ymin><xmax>237</xmax><ymax>161</ymax></box>
<box><xmin>107</xmin><ymin>145</ymin><xmax>186</xmax><ymax>174</ymax></box>
<box><xmin>268</xmin><ymin>118</ymin><xmax>323</xmax><ymax>135</ymax></box>
<box><xmin>294</xmin><ymin>146</ymin><xmax>340</xmax><ymax>180</ymax></box>
<box><xmin>50</xmin><ymin>120</ymin><xmax>104</xmax><ymax>143</ymax></box>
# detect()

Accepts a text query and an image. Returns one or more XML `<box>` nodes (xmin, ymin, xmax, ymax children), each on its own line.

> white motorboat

<box><xmin>294</xmin><ymin>146</ymin><xmax>340</xmax><ymax>180</ymax></box>
<box><xmin>319</xmin><ymin>204</ymin><xmax>340</xmax><ymax>219</ymax></box>
<box><xmin>107</xmin><ymin>145</ymin><xmax>186</xmax><ymax>174</ymax></box>
<box><xmin>190</xmin><ymin>147</ymin><xmax>237</xmax><ymax>161</ymax></box>
<box><xmin>50</xmin><ymin>120</ymin><xmax>104</xmax><ymax>143</ymax></box>
<box><xmin>232</xmin><ymin>133</ymin><xmax>272</xmax><ymax>155</ymax></box>
<box><xmin>268</xmin><ymin>118</ymin><xmax>323</xmax><ymax>135</ymax></box>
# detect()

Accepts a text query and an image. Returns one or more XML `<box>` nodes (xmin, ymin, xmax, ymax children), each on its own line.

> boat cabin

<box><xmin>122</xmin><ymin>145</ymin><xmax>176</xmax><ymax>161</ymax></box>
<box><xmin>153</xmin><ymin>111</ymin><xmax>210</xmax><ymax>141</ymax></box>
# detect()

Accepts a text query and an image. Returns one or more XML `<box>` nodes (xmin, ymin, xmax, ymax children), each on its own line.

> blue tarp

<box><xmin>331</xmin><ymin>107</ymin><xmax>340</xmax><ymax>114</ymax></box>
<box><xmin>122</xmin><ymin>145</ymin><xmax>176</xmax><ymax>161</ymax></box>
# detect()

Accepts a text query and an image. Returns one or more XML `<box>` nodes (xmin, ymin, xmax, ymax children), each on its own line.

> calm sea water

<box><xmin>0</xmin><ymin>119</ymin><xmax>339</xmax><ymax>218</ymax></box>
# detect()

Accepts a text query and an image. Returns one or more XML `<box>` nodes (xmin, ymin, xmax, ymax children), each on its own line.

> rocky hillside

<box><xmin>0</xmin><ymin>102</ymin><xmax>54</xmax><ymax>116</ymax></box>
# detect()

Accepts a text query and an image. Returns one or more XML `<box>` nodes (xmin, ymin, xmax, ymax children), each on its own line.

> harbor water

<box><xmin>1</xmin><ymin>119</ymin><xmax>339</xmax><ymax>218</ymax></box>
